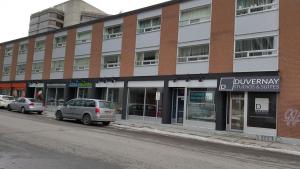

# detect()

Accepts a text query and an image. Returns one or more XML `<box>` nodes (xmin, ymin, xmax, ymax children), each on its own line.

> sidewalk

<box><xmin>43</xmin><ymin>111</ymin><xmax>300</xmax><ymax>156</ymax></box>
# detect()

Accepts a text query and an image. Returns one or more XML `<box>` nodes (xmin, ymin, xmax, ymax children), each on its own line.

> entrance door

<box><xmin>176</xmin><ymin>96</ymin><xmax>184</xmax><ymax>123</ymax></box>
<box><xmin>230</xmin><ymin>93</ymin><xmax>245</xmax><ymax>131</ymax></box>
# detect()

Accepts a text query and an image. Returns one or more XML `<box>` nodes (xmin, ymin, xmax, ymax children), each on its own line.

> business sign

<box><xmin>68</xmin><ymin>82</ymin><xmax>93</xmax><ymax>88</ymax></box>
<box><xmin>219</xmin><ymin>76</ymin><xmax>280</xmax><ymax>92</ymax></box>
<box><xmin>255</xmin><ymin>98</ymin><xmax>269</xmax><ymax>114</ymax></box>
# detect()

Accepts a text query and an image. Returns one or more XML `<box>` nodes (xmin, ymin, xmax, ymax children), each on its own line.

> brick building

<box><xmin>0</xmin><ymin>0</ymin><xmax>300</xmax><ymax>143</ymax></box>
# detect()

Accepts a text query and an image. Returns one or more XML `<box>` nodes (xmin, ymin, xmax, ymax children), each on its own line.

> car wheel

<box><xmin>55</xmin><ymin>111</ymin><xmax>63</xmax><ymax>121</ymax></box>
<box><xmin>21</xmin><ymin>107</ymin><xmax>26</xmax><ymax>114</ymax></box>
<box><xmin>7</xmin><ymin>105</ymin><xmax>11</xmax><ymax>111</ymax></box>
<box><xmin>102</xmin><ymin>121</ymin><xmax>110</xmax><ymax>126</ymax></box>
<box><xmin>82</xmin><ymin>114</ymin><xmax>92</xmax><ymax>125</ymax></box>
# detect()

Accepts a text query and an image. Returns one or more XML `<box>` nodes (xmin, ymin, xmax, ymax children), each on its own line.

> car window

<box><xmin>3</xmin><ymin>96</ymin><xmax>14</xmax><ymax>100</ymax></box>
<box><xmin>85</xmin><ymin>100</ymin><xmax>95</xmax><ymax>107</ymax></box>
<box><xmin>67</xmin><ymin>100</ymin><xmax>75</xmax><ymax>106</ymax></box>
<box><xmin>74</xmin><ymin>100</ymin><xmax>85</xmax><ymax>107</ymax></box>
<box><xmin>98</xmin><ymin>101</ymin><xmax>113</xmax><ymax>109</ymax></box>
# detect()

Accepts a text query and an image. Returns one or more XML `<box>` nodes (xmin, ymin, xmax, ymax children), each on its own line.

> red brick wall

<box><xmin>89</xmin><ymin>22</ymin><xmax>103</xmax><ymax>78</ymax></box>
<box><xmin>64</xmin><ymin>29</ymin><xmax>76</xmax><ymax>79</ymax></box>
<box><xmin>120</xmin><ymin>14</ymin><xmax>137</xmax><ymax>77</ymax></box>
<box><xmin>209</xmin><ymin>0</ymin><xmax>235</xmax><ymax>73</ymax></box>
<box><xmin>158</xmin><ymin>3</ymin><xmax>179</xmax><ymax>75</ymax></box>
<box><xmin>43</xmin><ymin>34</ymin><xmax>54</xmax><ymax>80</ymax></box>
<box><xmin>25</xmin><ymin>38</ymin><xmax>35</xmax><ymax>80</ymax></box>
<box><xmin>278</xmin><ymin>0</ymin><xmax>300</xmax><ymax>139</ymax></box>
<box><xmin>10</xmin><ymin>42</ymin><xmax>19</xmax><ymax>81</ymax></box>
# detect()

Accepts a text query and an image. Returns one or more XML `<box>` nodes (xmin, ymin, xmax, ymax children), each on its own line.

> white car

<box><xmin>0</xmin><ymin>95</ymin><xmax>15</xmax><ymax>108</ymax></box>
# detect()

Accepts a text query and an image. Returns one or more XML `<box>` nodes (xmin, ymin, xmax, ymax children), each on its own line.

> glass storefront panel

<box><xmin>107</xmin><ymin>88</ymin><xmax>123</xmax><ymax>114</ymax></box>
<box><xmin>0</xmin><ymin>89</ymin><xmax>11</xmax><ymax>95</ymax></box>
<box><xmin>187</xmin><ymin>89</ymin><xmax>215</xmax><ymax>122</ymax></box>
<box><xmin>57</xmin><ymin>88</ymin><xmax>65</xmax><ymax>106</ymax></box>
<box><xmin>78</xmin><ymin>88</ymin><xmax>88</xmax><ymax>98</ymax></box>
<box><xmin>128</xmin><ymin>88</ymin><xmax>145</xmax><ymax>116</ymax></box>
<box><xmin>46</xmin><ymin>88</ymin><xmax>65</xmax><ymax>106</ymax></box>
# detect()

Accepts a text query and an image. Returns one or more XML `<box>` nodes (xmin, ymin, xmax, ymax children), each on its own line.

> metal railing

<box><xmin>179</xmin><ymin>16</ymin><xmax>211</xmax><ymax>26</ymax></box>
<box><xmin>236</xmin><ymin>3</ymin><xmax>277</xmax><ymax>16</ymax></box>
<box><xmin>235</xmin><ymin>49</ymin><xmax>277</xmax><ymax>59</ymax></box>
<box><xmin>135</xmin><ymin>59</ymin><xmax>158</xmax><ymax>66</ymax></box>
<box><xmin>177</xmin><ymin>55</ymin><xmax>209</xmax><ymax>63</ymax></box>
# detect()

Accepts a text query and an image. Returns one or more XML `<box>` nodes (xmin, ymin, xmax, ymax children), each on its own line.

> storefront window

<box><xmin>78</xmin><ymin>88</ymin><xmax>88</xmax><ymax>98</ymax></box>
<box><xmin>187</xmin><ymin>89</ymin><xmax>215</xmax><ymax>122</ymax></box>
<box><xmin>128</xmin><ymin>88</ymin><xmax>145</xmax><ymax>116</ymax></box>
<box><xmin>0</xmin><ymin>89</ymin><xmax>11</xmax><ymax>95</ymax></box>
<box><xmin>47</xmin><ymin>88</ymin><xmax>65</xmax><ymax>106</ymax></box>
<box><xmin>247</xmin><ymin>93</ymin><xmax>276</xmax><ymax>129</ymax></box>
<box><xmin>107</xmin><ymin>88</ymin><xmax>123</xmax><ymax>114</ymax></box>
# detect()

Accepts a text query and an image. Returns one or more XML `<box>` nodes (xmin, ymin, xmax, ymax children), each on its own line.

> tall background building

<box><xmin>29</xmin><ymin>0</ymin><xmax>108</xmax><ymax>35</ymax></box>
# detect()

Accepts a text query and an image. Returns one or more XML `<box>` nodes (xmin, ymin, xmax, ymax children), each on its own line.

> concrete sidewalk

<box><xmin>43</xmin><ymin>111</ymin><xmax>300</xmax><ymax>156</ymax></box>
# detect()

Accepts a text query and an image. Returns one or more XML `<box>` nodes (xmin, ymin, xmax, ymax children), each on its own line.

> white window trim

<box><xmin>76</xmin><ymin>31</ymin><xmax>92</xmax><ymax>44</ymax></box>
<box><xmin>16</xmin><ymin>64</ymin><xmax>26</xmax><ymax>75</ymax></box>
<box><xmin>4</xmin><ymin>48</ymin><xmax>12</xmax><ymax>57</ymax></box>
<box><xmin>236</xmin><ymin>2</ymin><xmax>278</xmax><ymax>16</ymax></box>
<box><xmin>179</xmin><ymin>5</ymin><xmax>211</xmax><ymax>27</ymax></box>
<box><xmin>51</xmin><ymin>60</ymin><xmax>64</xmax><ymax>72</ymax></box>
<box><xmin>3</xmin><ymin>66</ymin><xmax>10</xmax><ymax>76</ymax></box>
<box><xmin>35</xmin><ymin>47</ymin><xmax>45</xmax><ymax>52</ymax></box>
<box><xmin>73</xmin><ymin>58</ymin><xmax>89</xmax><ymax>71</ymax></box>
<box><xmin>104</xmin><ymin>32</ymin><xmax>123</xmax><ymax>40</ymax></box>
<box><xmin>54</xmin><ymin>42</ymin><xmax>66</xmax><ymax>48</ymax></box>
<box><xmin>234</xmin><ymin>49</ymin><xmax>277</xmax><ymax>59</ymax></box>
<box><xmin>103</xmin><ymin>62</ymin><xmax>120</xmax><ymax>69</ymax></box>
<box><xmin>135</xmin><ymin>59</ymin><xmax>159</xmax><ymax>67</ymax></box>
<box><xmin>32</xmin><ymin>62</ymin><xmax>44</xmax><ymax>74</ymax></box>
<box><xmin>177</xmin><ymin>55</ymin><xmax>209</xmax><ymax>63</ymax></box>
<box><xmin>137</xmin><ymin>17</ymin><xmax>161</xmax><ymax>34</ymax></box>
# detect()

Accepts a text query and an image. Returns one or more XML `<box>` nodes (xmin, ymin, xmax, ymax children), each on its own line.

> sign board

<box><xmin>156</xmin><ymin>92</ymin><xmax>160</xmax><ymax>101</ymax></box>
<box><xmin>219</xmin><ymin>76</ymin><xmax>280</xmax><ymax>92</ymax></box>
<box><xmin>255</xmin><ymin>98</ymin><xmax>269</xmax><ymax>114</ymax></box>
<box><xmin>68</xmin><ymin>82</ymin><xmax>93</xmax><ymax>88</ymax></box>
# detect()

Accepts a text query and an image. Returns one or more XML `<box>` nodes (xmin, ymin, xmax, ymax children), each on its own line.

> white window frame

<box><xmin>16</xmin><ymin>64</ymin><xmax>26</xmax><ymax>75</ymax></box>
<box><xmin>179</xmin><ymin>5</ymin><xmax>211</xmax><ymax>27</ymax></box>
<box><xmin>32</xmin><ymin>62</ymin><xmax>44</xmax><ymax>74</ymax></box>
<box><xmin>236</xmin><ymin>0</ymin><xmax>278</xmax><ymax>16</ymax></box>
<box><xmin>54</xmin><ymin>36</ymin><xmax>67</xmax><ymax>48</ymax></box>
<box><xmin>76</xmin><ymin>31</ymin><xmax>92</xmax><ymax>44</ymax></box>
<box><xmin>4</xmin><ymin>47</ymin><xmax>12</xmax><ymax>57</ymax></box>
<box><xmin>137</xmin><ymin>17</ymin><xmax>161</xmax><ymax>34</ymax></box>
<box><xmin>135</xmin><ymin>50</ymin><xmax>159</xmax><ymax>66</ymax></box>
<box><xmin>177</xmin><ymin>44</ymin><xmax>210</xmax><ymax>63</ymax></box>
<box><xmin>3</xmin><ymin>65</ymin><xmax>10</xmax><ymax>75</ymax></box>
<box><xmin>19</xmin><ymin>44</ymin><xmax>28</xmax><ymax>54</ymax></box>
<box><xmin>51</xmin><ymin>60</ymin><xmax>64</xmax><ymax>72</ymax></box>
<box><xmin>73</xmin><ymin>57</ymin><xmax>90</xmax><ymax>71</ymax></box>
<box><xmin>234</xmin><ymin>36</ymin><xmax>277</xmax><ymax>59</ymax></box>
<box><xmin>104</xmin><ymin>25</ymin><xmax>123</xmax><ymax>40</ymax></box>
<box><xmin>35</xmin><ymin>40</ymin><xmax>45</xmax><ymax>52</ymax></box>
<box><xmin>102</xmin><ymin>55</ymin><xmax>120</xmax><ymax>69</ymax></box>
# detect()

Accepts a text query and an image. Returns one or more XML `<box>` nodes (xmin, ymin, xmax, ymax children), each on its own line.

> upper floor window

<box><xmin>235</xmin><ymin>36</ymin><xmax>276</xmax><ymax>58</ymax></box>
<box><xmin>51</xmin><ymin>60</ymin><xmax>64</xmax><ymax>72</ymax></box>
<box><xmin>104</xmin><ymin>25</ymin><xmax>122</xmax><ymax>40</ymax></box>
<box><xmin>102</xmin><ymin>54</ymin><xmax>120</xmax><ymax>69</ymax></box>
<box><xmin>178</xmin><ymin>44</ymin><xmax>209</xmax><ymax>63</ymax></box>
<box><xmin>76</xmin><ymin>31</ymin><xmax>91</xmax><ymax>44</ymax></box>
<box><xmin>73</xmin><ymin>57</ymin><xmax>89</xmax><ymax>71</ymax></box>
<box><xmin>54</xmin><ymin>36</ymin><xmax>67</xmax><ymax>48</ymax></box>
<box><xmin>3</xmin><ymin>65</ymin><xmax>10</xmax><ymax>75</ymax></box>
<box><xmin>236</xmin><ymin>0</ymin><xmax>276</xmax><ymax>16</ymax></box>
<box><xmin>32</xmin><ymin>62</ymin><xmax>43</xmax><ymax>74</ymax></box>
<box><xmin>19</xmin><ymin>44</ymin><xmax>28</xmax><ymax>54</ymax></box>
<box><xmin>180</xmin><ymin>5</ymin><xmax>211</xmax><ymax>26</ymax></box>
<box><xmin>16</xmin><ymin>64</ymin><xmax>26</xmax><ymax>75</ymax></box>
<box><xmin>35</xmin><ymin>40</ymin><xmax>45</xmax><ymax>52</ymax></box>
<box><xmin>4</xmin><ymin>47</ymin><xmax>12</xmax><ymax>57</ymax></box>
<box><xmin>137</xmin><ymin>17</ymin><xmax>161</xmax><ymax>34</ymax></box>
<box><xmin>136</xmin><ymin>50</ymin><xmax>159</xmax><ymax>66</ymax></box>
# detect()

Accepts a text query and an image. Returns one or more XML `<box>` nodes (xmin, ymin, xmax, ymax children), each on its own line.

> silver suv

<box><xmin>55</xmin><ymin>99</ymin><xmax>116</xmax><ymax>126</ymax></box>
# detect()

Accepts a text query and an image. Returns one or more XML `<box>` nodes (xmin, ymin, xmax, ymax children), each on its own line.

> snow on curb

<box><xmin>112</xmin><ymin>123</ymin><xmax>300</xmax><ymax>157</ymax></box>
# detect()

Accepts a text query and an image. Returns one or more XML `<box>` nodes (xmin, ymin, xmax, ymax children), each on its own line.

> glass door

<box><xmin>230</xmin><ymin>93</ymin><xmax>245</xmax><ymax>131</ymax></box>
<box><xmin>176</xmin><ymin>96</ymin><xmax>184</xmax><ymax>123</ymax></box>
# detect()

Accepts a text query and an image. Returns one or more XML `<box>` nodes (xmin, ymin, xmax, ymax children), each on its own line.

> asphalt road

<box><xmin>0</xmin><ymin>109</ymin><xmax>299</xmax><ymax>169</ymax></box>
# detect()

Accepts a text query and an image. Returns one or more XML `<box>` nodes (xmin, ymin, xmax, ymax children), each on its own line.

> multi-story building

<box><xmin>1</xmin><ymin>0</ymin><xmax>300</xmax><ymax>144</ymax></box>
<box><xmin>29</xmin><ymin>0</ymin><xmax>108</xmax><ymax>35</ymax></box>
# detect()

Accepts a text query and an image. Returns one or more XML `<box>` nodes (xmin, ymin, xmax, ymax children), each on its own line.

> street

<box><xmin>0</xmin><ymin>109</ymin><xmax>299</xmax><ymax>169</ymax></box>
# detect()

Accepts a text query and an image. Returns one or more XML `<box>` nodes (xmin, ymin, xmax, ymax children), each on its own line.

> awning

<box><xmin>0</xmin><ymin>83</ymin><xmax>12</xmax><ymax>89</ymax></box>
<box><xmin>12</xmin><ymin>83</ymin><xmax>26</xmax><ymax>90</ymax></box>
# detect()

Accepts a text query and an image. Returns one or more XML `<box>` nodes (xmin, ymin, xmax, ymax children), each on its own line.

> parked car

<box><xmin>7</xmin><ymin>97</ymin><xmax>44</xmax><ymax>114</ymax></box>
<box><xmin>55</xmin><ymin>99</ymin><xmax>116</xmax><ymax>126</ymax></box>
<box><xmin>0</xmin><ymin>95</ymin><xmax>15</xmax><ymax>108</ymax></box>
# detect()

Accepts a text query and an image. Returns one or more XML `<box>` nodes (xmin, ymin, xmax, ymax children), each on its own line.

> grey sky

<box><xmin>0</xmin><ymin>0</ymin><xmax>169</xmax><ymax>43</ymax></box>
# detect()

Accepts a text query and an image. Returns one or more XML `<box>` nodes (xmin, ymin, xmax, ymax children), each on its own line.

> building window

<box><xmin>137</xmin><ymin>17</ymin><xmax>161</xmax><ymax>33</ymax></box>
<box><xmin>187</xmin><ymin>89</ymin><xmax>215</xmax><ymax>122</ymax></box>
<box><xmin>54</xmin><ymin>36</ymin><xmax>67</xmax><ymax>48</ymax></box>
<box><xmin>16</xmin><ymin>64</ymin><xmax>26</xmax><ymax>75</ymax></box>
<box><xmin>56</xmin><ymin>22</ymin><xmax>63</xmax><ymax>28</ymax></box>
<box><xmin>136</xmin><ymin>50</ymin><xmax>159</xmax><ymax>66</ymax></box>
<box><xmin>180</xmin><ymin>5</ymin><xmax>211</xmax><ymax>26</ymax></box>
<box><xmin>3</xmin><ymin>65</ymin><xmax>10</xmax><ymax>75</ymax></box>
<box><xmin>235</xmin><ymin>36</ymin><xmax>276</xmax><ymax>58</ymax></box>
<box><xmin>73</xmin><ymin>57</ymin><xmax>89</xmax><ymax>71</ymax></box>
<box><xmin>32</xmin><ymin>62</ymin><xmax>43</xmax><ymax>74</ymax></box>
<box><xmin>102</xmin><ymin>55</ymin><xmax>120</xmax><ymax>69</ymax></box>
<box><xmin>178</xmin><ymin>44</ymin><xmax>209</xmax><ymax>63</ymax></box>
<box><xmin>4</xmin><ymin>47</ymin><xmax>12</xmax><ymax>56</ymax></box>
<box><xmin>51</xmin><ymin>60</ymin><xmax>64</xmax><ymax>72</ymax></box>
<box><xmin>35</xmin><ymin>40</ymin><xmax>45</xmax><ymax>51</ymax></box>
<box><xmin>104</xmin><ymin>25</ymin><xmax>122</xmax><ymax>40</ymax></box>
<box><xmin>236</xmin><ymin>0</ymin><xmax>276</xmax><ymax>16</ymax></box>
<box><xmin>76</xmin><ymin>31</ymin><xmax>91</xmax><ymax>44</ymax></box>
<box><xmin>19</xmin><ymin>44</ymin><xmax>28</xmax><ymax>54</ymax></box>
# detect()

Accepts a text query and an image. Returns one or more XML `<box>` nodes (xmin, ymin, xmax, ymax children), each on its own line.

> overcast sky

<box><xmin>0</xmin><ymin>0</ymin><xmax>168</xmax><ymax>43</ymax></box>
